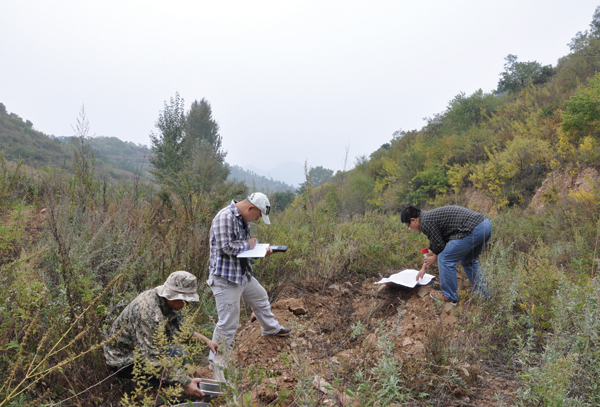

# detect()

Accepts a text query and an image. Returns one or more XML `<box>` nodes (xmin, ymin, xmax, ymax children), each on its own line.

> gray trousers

<box><xmin>207</xmin><ymin>274</ymin><xmax>280</xmax><ymax>365</ymax></box>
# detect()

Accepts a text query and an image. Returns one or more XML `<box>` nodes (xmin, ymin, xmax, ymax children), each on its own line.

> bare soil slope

<box><xmin>198</xmin><ymin>274</ymin><xmax>518</xmax><ymax>406</ymax></box>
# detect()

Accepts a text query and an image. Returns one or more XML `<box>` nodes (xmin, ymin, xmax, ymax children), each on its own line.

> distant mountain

<box><xmin>0</xmin><ymin>102</ymin><xmax>149</xmax><ymax>181</ymax></box>
<box><xmin>227</xmin><ymin>164</ymin><xmax>295</xmax><ymax>193</ymax></box>
<box><xmin>244</xmin><ymin>161</ymin><xmax>305</xmax><ymax>187</ymax></box>
<box><xmin>59</xmin><ymin>136</ymin><xmax>152</xmax><ymax>178</ymax></box>
<box><xmin>0</xmin><ymin>102</ymin><xmax>303</xmax><ymax>189</ymax></box>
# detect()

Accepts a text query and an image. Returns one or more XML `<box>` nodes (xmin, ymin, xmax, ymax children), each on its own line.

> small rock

<box><xmin>417</xmin><ymin>286</ymin><xmax>430</xmax><ymax>298</ymax></box>
<box><xmin>402</xmin><ymin>337</ymin><xmax>413</xmax><ymax>347</ymax></box>
<box><xmin>290</xmin><ymin>305</ymin><xmax>307</xmax><ymax>315</ymax></box>
<box><xmin>288</xmin><ymin>298</ymin><xmax>307</xmax><ymax>315</ymax></box>
<box><xmin>291</xmin><ymin>341</ymin><xmax>297</xmax><ymax>348</ymax></box>
<box><xmin>313</xmin><ymin>376</ymin><xmax>332</xmax><ymax>394</ymax></box>
<box><xmin>442</xmin><ymin>302</ymin><xmax>455</xmax><ymax>313</ymax></box>
<box><xmin>365</xmin><ymin>333</ymin><xmax>378</xmax><ymax>348</ymax></box>
<box><xmin>445</xmin><ymin>314</ymin><xmax>458</xmax><ymax>324</ymax></box>
<box><xmin>339</xmin><ymin>392</ymin><xmax>358</xmax><ymax>407</ymax></box>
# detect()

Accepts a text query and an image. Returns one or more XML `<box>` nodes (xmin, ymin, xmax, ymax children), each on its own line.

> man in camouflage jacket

<box><xmin>104</xmin><ymin>271</ymin><xmax>218</xmax><ymax>397</ymax></box>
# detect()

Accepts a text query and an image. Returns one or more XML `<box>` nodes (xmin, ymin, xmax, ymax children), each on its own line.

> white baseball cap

<box><xmin>247</xmin><ymin>192</ymin><xmax>271</xmax><ymax>225</ymax></box>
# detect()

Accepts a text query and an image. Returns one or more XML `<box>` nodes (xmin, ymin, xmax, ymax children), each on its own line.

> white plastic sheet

<box><xmin>374</xmin><ymin>269</ymin><xmax>435</xmax><ymax>288</ymax></box>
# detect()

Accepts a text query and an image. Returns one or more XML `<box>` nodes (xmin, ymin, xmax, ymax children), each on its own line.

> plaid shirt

<box><xmin>420</xmin><ymin>206</ymin><xmax>485</xmax><ymax>255</ymax></box>
<box><xmin>209</xmin><ymin>200</ymin><xmax>252</xmax><ymax>284</ymax></box>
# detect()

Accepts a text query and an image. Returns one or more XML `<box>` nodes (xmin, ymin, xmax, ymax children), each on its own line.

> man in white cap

<box><xmin>104</xmin><ymin>271</ymin><xmax>218</xmax><ymax>398</ymax></box>
<box><xmin>207</xmin><ymin>193</ymin><xmax>291</xmax><ymax>368</ymax></box>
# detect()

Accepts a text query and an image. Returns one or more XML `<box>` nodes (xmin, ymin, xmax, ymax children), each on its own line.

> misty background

<box><xmin>1</xmin><ymin>1</ymin><xmax>599</xmax><ymax>186</ymax></box>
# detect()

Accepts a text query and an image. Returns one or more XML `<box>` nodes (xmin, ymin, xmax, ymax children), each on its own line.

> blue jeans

<box><xmin>438</xmin><ymin>218</ymin><xmax>492</xmax><ymax>302</ymax></box>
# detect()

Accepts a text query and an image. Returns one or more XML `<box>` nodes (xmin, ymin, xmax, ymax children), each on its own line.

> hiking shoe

<box><xmin>273</xmin><ymin>327</ymin><xmax>292</xmax><ymax>337</ymax></box>
<box><xmin>430</xmin><ymin>291</ymin><xmax>458</xmax><ymax>305</ymax></box>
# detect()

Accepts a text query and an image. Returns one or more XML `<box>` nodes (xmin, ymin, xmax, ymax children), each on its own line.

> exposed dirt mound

<box><xmin>460</xmin><ymin>187</ymin><xmax>494</xmax><ymax>215</ymax></box>
<box><xmin>528</xmin><ymin>165</ymin><xmax>599</xmax><ymax>213</ymax></box>
<box><xmin>206</xmin><ymin>273</ymin><xmax>517</xmax><ymax>406</ymax></box>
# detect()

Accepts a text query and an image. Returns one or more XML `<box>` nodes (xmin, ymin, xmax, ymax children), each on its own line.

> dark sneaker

<box><xmin>273</xmin><ymin>327</ymin><xmax>291</xmax><ymax>337</ymax></box>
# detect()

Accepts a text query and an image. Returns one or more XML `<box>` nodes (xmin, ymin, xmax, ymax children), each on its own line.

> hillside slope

<box><xmin>0</xmin><ymin>103</ymin><xmax>72</xmax><ymax>169</ymax></box>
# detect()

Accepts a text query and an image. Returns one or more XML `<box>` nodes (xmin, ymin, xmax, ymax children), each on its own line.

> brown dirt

<box><xmin>528</xmin><ymin>165</ymin><xmax>599</xmax><ymax>213</ymax></box>
<box><xmin>461</xmin><ymin>187</ymin><xmax>494</xmax><ymax>215</ymax></box>
<box><xmin>209</xmin><ymin>273</ymin><xmax>518</xmax><ymax>406</ymax></box>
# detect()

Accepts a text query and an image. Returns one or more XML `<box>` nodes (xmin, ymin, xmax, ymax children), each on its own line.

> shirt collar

<box><xmin>156</xmin><ymin>290</ymin><xmax>175</xmax><ymax>316</ymax></box>
<box><xmin>230</xmin><ymin>200</ymin><xmax>241</xmax><ymax>217</ymax></box>
<box><xmin>230</xmin><ymin>200</ymin><xmax>248</xmax><ymax>226</ymax></box>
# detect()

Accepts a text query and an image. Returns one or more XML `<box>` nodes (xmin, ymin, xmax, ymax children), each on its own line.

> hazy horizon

<box><xmin>2</xmin><ymin>1</ymin><xmax>598</xmax><ymax>172</ymax></box>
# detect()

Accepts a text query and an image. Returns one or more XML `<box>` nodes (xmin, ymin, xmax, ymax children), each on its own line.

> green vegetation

<box><xmin>0</xmin><ymin>103</ymin><xmax>71</xmax><ymax>170</ymax></box>
<box><xmin>3</xmin><ymin>7</ymin><xmax>600</xmax><ymax>406</ymax></box>
<box><xmin>0</xmin><ymin>103</ymin><xmax>152</xmax><ymax>182</ymax></box>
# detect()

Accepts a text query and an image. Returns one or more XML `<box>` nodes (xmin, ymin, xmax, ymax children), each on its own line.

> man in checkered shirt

<box><xmin>401</xmin><ymin>205</ymin><xmax>492</xmax><ymax>303</ymax></box>
<box><xmin>207</xmin><ymin>192</ymin><xmax>291</xmax><ymax>368</ymax></box>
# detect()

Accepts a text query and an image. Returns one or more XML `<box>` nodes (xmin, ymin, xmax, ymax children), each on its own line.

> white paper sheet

<box><xmin>374</xmin><ymin>269</ymin><xmax>435</xmax><ymax>288</ymax></box>
<box><xmin>237</xmin><ymin>243</ymin><xmax>270</xmax><ymax>258</ymax></box>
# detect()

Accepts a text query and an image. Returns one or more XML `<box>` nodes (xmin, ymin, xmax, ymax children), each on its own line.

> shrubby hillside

<box><xmin>227</xmin><ymin>164</ymin><xmax>295</xmax><ymax>194</ymax></box>
<box><xmin>0</xmin><ymin>103</ymin><xmax>72</xmax><ymax>169</ymax></box>
<box><xmin>3</xmin><ymin>8</ymin><xmax>600</xmax><ymax>407</ymax></box>
<box><xmin>0</xmin><ymin>104</ymin><xmax>297</xmax><ymax>189</ymax></box>
<box><xmin>323</xmin><ymin>19</ymin><xmax>600</xmax><ymax>214</ymax></box>
<box><xmin>0</xmin><ymin>105</ymin><xmax>150</xmax><ymax>181</ymax></box>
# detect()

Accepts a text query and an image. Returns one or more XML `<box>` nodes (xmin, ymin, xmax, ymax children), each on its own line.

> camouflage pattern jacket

<box><xmin>103</xmin><ymin>289</ymin><xmax>191</xmax><ymax>387</ymax></box>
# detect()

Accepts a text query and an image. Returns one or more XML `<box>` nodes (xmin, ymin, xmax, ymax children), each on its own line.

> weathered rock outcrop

<box><xmin>528</xmin><ymin>165</ymin><xmax>599</xmax><ymax>213</ymax></box>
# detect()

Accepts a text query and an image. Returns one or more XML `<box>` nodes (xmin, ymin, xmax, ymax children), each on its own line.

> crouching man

<box><xmin>104</xmin><ymin>271</ymin><xmax>218</xmax><ymax>398</ymax></box>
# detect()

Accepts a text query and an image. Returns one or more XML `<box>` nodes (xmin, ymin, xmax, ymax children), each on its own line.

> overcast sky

<box><xmin>1</xmin><ymin>1</ymin><xmax>599</xmax><ymax>173</ymax></box>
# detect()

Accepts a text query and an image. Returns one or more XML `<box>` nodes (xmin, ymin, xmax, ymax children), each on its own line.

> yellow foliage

<box><xmin>578</xmin><ymin>135</ymin><xmax>600</xmax><ymax>163</ymax></box>
<box><xmin>580</xmin><ymin>136</ymin><xmax>597</xmax><ymax>154</ymax></box>
<box><xmin>447</xmin><ymin>164</ymin><xmax>472</xmax><ymax>193</ymax></box>
<box><xmin>568</xmin><ymin>189</ymin><xmax>595</xmax><ymax>204</ymax></box>
<box><xmin>557</xmin><ymin>128</ymin><xmax>577</xmax><ymax>160</ymax></box>
<box><xmin>469</xmin><ymin>136</ymin><xmax>553</xmax><ymax>209</ymax></box>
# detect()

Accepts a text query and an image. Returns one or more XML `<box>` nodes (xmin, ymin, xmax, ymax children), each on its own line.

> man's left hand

<box><xmin>265</xmin><ymin>247</ymin><xmax>273</xmax><ymax>257</ymax></box>
<box><xmin>186</xmin><ymin>378</ymin><xmax>204</xmax><ymax>397</ymax></box>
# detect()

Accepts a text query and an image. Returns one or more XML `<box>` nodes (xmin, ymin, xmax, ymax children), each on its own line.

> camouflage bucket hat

<box><xmin>155</xmin><ymin>271</ymin><xmax>200</xmax><ymax>302</ymax></box>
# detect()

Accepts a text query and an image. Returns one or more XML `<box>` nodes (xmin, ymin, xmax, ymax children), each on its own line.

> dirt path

<box><xmin>199</xmin><ymin>275</ymin><xmax>519</xmax><ymax>406</ymax></box>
